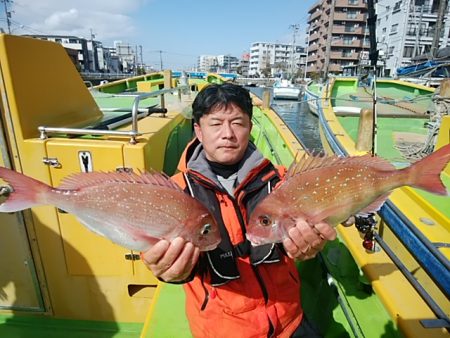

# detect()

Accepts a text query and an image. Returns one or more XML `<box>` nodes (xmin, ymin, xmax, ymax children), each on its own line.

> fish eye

<box><xmin>258</xmin><ymin>215</ymin><xmax>272</xmax><ymax>227</ymax></box>
<box><xmin>201</xmin><ymin>223</ymin><xmax>212</xmax><ymax>235</ymax></box>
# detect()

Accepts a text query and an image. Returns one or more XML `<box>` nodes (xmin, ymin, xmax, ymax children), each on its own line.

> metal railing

<box><xmin>38</xmin><ymin>85</ymin><xmax>189</xmax><ymax>144</ymax></box>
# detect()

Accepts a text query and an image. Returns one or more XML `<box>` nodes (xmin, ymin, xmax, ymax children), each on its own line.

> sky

<box><xmin>3</xmin><ymin>0</ymin><xmax>317</xmax><ymax>70</ymax></box>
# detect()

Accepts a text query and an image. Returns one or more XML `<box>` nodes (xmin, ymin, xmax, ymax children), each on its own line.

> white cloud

<box><xmin>11</xmin><ymin>0</ymin><xmax>147</xmax><ymax>43</ymax></box>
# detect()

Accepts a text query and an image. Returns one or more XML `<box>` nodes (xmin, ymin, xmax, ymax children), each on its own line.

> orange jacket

<box><xmin>172</xmin><ymin>139</ymin><xmax>302</xmax><ymax>338</ymax></box>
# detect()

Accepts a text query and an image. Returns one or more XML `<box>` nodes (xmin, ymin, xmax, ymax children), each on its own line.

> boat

<box><xmin>1</xmin><ymin>34</ymin><xmax>448</xmax><ymax>338</ymax></box>
<box><xmin>396</xmin><ymin>60</ymin><xmax>450</xmax><ymax>88</ymax></box>
<box><xmin>272</xmin><ymin>78</ymin><xmax>301</xmax><ymax>100</ymax></box>
<box><xmin>315</xmin><ymin>76</ymin><xmax>450</xmax><ymax>337</ymax></box>
<box><xmin>303</xmin><ymin>81</ymin><xmax>322</xmax><ymax>116</ymax></box>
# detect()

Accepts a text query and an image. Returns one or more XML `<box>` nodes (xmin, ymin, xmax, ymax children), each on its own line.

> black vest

<box><xmin>184</xmin><ymin>163</ymin><xmax>284</xmax><ymax>286</ymax></box>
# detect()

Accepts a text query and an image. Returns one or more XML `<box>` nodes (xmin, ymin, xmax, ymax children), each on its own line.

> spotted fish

<box><xmin>246</xmin><ymin>144</ymin><xmax>450</xmax><ymax>245</ymax></box>
<box><xmin>0</xmin><ymin>168</ymin><xmax>221</xmax><ymax>251</ymax></box>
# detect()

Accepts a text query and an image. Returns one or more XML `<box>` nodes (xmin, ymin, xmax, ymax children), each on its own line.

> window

<box><xmin>347</xmin><ymin>10</ymin><xmax>358</xmax><ymax>19</ymax></box>
<box><xmin>345</xmin><ymin>24</ymin><xmax>356</xmax><ymax>32</ymax></box>
<box><xmin>348</xmin><ymin>0</ymin><xmax>358</xmax><ymax>5</ymax></box>
<box><xmin>403</xmin><ymin>46</ymin><xmax>414</xmax><ymax>57</ymax></box>
<box><xmin>342</xmin><ymin>50</ymin><xmax>353</xmax><ymax>57</ymax></box>
<box><xmin>388</xmin><ymin>46</ymin><xmax>395</xmax><ymax>55</ymax></box>
<box><xmin>344</xmin><ymin>37</ymin><xmax>353</xmax><ymax>45</ymax></box>
<box><xmin>393</xmin><ymin>1</ymin><xmax>402</xmax><ymax>13</ymax></box>
<box><xmin>390</xmin><ymin>24</ymin><xmax>399</xmax><ymax>34</ymax></box>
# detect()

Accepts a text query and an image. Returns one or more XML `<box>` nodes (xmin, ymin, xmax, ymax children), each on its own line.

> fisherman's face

<box><xmin>194</xmin><ymin>103</ymin><xmax>252</xmax><ymax>165</ymax></box>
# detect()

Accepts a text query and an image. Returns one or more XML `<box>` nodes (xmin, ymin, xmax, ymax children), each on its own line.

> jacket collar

<box><xmin>179</xmin><ymin>138</ymin><xmax>268</xmax><ymax>189</ymax></box>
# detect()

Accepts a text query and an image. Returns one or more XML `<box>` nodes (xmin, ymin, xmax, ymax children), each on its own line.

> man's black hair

<box><xmin>192</xmin><ymin>83</ymin><xmax>253</xmax><ymax>123</ymax></box>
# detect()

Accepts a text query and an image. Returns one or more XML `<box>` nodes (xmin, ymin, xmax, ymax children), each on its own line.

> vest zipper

<box><xmin>231</xmin><ymin>198</ymin><xmax>269</xmax><ymax>305</ymax></box>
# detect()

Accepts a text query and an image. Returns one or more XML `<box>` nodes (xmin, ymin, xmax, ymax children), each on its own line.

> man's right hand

<box><xmin>141</xmin><ymin>237</ymin><xmax>200</xmax><ymax>283</ymax></box>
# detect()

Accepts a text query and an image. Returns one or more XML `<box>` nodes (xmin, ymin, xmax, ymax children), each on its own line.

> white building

<box><xmin>24</xmin><ymin>35</ymin><xmax>91</xmax><ymax>71</ymax></box>
<box><xmin>198</xmin><ymin>55</ymin><xmax>218</xmax><ymax>72</ymax></box>
<box><xmin>114</xmin><ymin>41</ymin><xmax>137</xmax><ymax>73</ymax></box>
<box><xmin>249</xmin><ymin>42</ymin><xmax>306</xmax><ymax>77</ymax></box>
<box><xmin>376</xmin><ymin>0</ymin><xmax>450</xmax><ymax>76</ymax></box>
<box><xmin>217</xmin><ymin>55</ymin><xmax>239</xmax><ymax>73</ymax></box>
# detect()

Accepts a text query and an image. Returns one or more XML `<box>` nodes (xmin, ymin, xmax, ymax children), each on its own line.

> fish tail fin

<box><xmin>405</xmin><ymin>143</ymin><xmax>450</xmax><ymax>195</ymax></box>
<box><xmin>0</xmin><ymin>167</ymin><xmax>50</xmax><ymax>212</ymax></box>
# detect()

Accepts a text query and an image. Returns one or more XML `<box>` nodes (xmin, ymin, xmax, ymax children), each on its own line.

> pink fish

<box><xmin>0</xmin><ymin>169</ymin><xmax>221</xmax><ymax>251</ymax></box>
<box><xmin>247</xmin><ymin>144</ymin><xmax>450</xmax><ymax>245</ymax></box>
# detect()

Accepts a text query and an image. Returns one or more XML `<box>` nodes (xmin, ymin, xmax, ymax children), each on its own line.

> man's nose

<box><xmin>221</xmin><ymin>123</ymin><xmax>234</xmax><ymax>138</ymax></box>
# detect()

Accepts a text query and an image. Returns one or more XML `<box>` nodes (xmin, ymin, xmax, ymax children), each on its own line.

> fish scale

<box><xmin>246</xmin><ymin>144</ymin><xmax>450</xmax><ymax>245</ymax></box>
<box><xmin>0</xmin><ymin>168</ymin><xmax>221</xmax><ymax>251</ymax></box>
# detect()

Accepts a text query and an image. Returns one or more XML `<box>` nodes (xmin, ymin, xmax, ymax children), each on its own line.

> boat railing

<box><xmin>38</xmin><ymin>85</ymin><xmax>189</xmax><ymax>144</ymax></box>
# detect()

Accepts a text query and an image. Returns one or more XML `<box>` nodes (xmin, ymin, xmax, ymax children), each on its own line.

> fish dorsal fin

<box><xmin>285</xmin><ymin>152</ymin><xmax>395</xmax><ymax>181</ymax></box>
<box><xmin>58</xmin><ymin>170</ymin><xmax>182</xmax><ymax>191</ymax></box>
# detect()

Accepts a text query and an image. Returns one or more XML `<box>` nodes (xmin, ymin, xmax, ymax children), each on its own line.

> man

<box><xmin>142</xmin><ymin>83</ymin><xmax>336</xmax><ymax>337</ymax></box>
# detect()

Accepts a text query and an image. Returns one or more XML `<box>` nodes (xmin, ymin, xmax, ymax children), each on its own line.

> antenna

<box><xmin>289</xmin><ymin>24</ymin><xmax>300</xmax><ymax>79</ymax></box>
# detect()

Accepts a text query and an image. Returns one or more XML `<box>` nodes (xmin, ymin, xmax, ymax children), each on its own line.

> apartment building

<box><xmin>249</xmin><ymin>42</ymin><xmax>306</xmax><ymax>77</ymax></box>
<box><xmin>197</xmin><ymin>55</ymin><xmax>218</xmax><ymax>72</ymax></box>
<box><xmin>24</xmin><ymin>35</ymin><xmax>137</xmax><ymax>73</ymax></box>
<box><xmin>376</xmin><ymin>0</ymin><xmax>450</xmax><ymax>76</ymax></box>
<box><xmin>24</xmin><ymin>35</ymin><xmax>91</xmax><ymax>71</ymax></box>
<box><xmin>306</xmin><ymin>0</ymin><xmax>369</xmax><ymax>76</ymax></box>
<box><xmin>217</xmin><ymin>55</ymin><xmax>239</xmax><ymax>73</ymax></box>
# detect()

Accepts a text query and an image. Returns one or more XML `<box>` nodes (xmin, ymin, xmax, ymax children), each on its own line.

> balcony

<box><xmin>308</xmin><ymin>43</ymin><xmax>319</xmax><ymax>52</ymax></box>
<box><xmin>308</xmin><ymin>10</ymin><xmax>322</xmax><ymax>22</ymax></box>
<box><xmin>330</xmin><ymin>51</ymin><xmax>360</xmax><ymax>60</ymax></box>
<box><xmin>332</xmin><ymin>26</ymin><xmax>367</xmax><ymax>35</ymax></box>
<box><xmin>335</xmin><ymin>0</ymin><xmax>367</xmax><ymax>8</ymax></box>
<box><xmin>328</xmin><ymin>64</ymin><xmax>342</xmax><ymax>72</ymax></box>
<box><xmin>331</xmin><ymin>39</ymin><xmax>363</xmax><ymax>48</ymax></box>
<box><xmin>333</xmin><ymin>12</ymin><xmax>366</xmax><ymax>22</ymax></box>
<box><xmin>308</xmin><ymin>0</ymin><xmax>322</xmax><ymax>13</ymax></box>
<box><xmin>309</xmin><ymin>32</ymin><xmax>320</xmax><ymax>42</ymax></box>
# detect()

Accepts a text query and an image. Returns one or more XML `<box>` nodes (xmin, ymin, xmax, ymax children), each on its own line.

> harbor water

<box><xmin>248</xmin><ymin>87</ymin><xmax>322</xmax><ymax>152</ymax></box>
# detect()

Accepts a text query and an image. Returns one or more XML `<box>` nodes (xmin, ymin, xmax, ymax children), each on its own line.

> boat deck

<box><xmin>339</xmin><ymin>116</ymin><xmax>450</xmax><ymax>220</ymax></box>
<box><xmin>331</xmin><ymin>85</ymin><xmax>432</xmax><ymax>117</ymax></box>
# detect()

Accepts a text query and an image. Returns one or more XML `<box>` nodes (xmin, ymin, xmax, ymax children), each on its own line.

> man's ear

<box><xmin>194</xmin><ymin>122</ymin><xmax>203</xmax><ymax>142</ymax></box>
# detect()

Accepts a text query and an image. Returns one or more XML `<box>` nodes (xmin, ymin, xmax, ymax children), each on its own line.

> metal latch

<box><xmin>42</xmin><ymin>157</ymin><xmax>61</xmax><ymax>168</ymax></box>
<box><xmin>125</xmin><ymin>253</ymin><xmax>141</xmax><ymax>261</ymax></box>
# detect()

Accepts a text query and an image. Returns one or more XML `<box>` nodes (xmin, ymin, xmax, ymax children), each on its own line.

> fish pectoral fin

<box><xmin>75</xmin><ymin>215</ymin><xmax>149</xmax><ymax>251</ymax></box>
<box><xmin>358</xmin><ymin>192</ymin><xmax>391</xmax><ymax>215</ymax></box>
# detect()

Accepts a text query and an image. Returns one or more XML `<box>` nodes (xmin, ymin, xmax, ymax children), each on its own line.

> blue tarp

<box><xmin>396</xmin><ymin>60</ymin><xmax>439</xmax><ymax>76</ymax></box>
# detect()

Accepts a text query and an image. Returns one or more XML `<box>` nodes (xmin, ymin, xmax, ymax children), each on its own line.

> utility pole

<box><xmin>139</xmin><ymin>45</ymin><xmax>143</xmax><ymax>69</ymax></box>
<box><xmin>289</xmin><ymin>23</ymin><xmax>300</xmax><ymax>79</ymax></box>
<box><xmin>431</xmin><ymin>0</ymin><xmax>448</xmax><ymax>58</ymax></box>
<box><xmin>367</xmin><ymin>0</ymin><xmax>378</xmax><ymax>155</ymax></box>
<box><xmin>135</xmin><ymin>45</ymin><xmax>138</xmax><ymax>75</ymax></box>
<box><xmin>304</xmin><ymin>25</ymin><xmax>311</xmax><ymax>81</ymax></box>
<box><xmin>413</xmin><ymin>4</ymin><xmax>424</xmax><ymax>58</ymax></box>
<box><xmin>159</xmin><ymin>50</ymin><xmax>163</xmax><ymax>71</ymax></box>
<box><xmin>323</xmin><ymin>0</ymin><xmax>336</xmax><ymax>80</ymax></box>
<box><xmin>2</xmin><ymin>0</ymin><xmax>12</xmax><ymax>34</ymax></box>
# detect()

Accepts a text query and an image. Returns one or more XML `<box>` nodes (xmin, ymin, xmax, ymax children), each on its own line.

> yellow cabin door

<box><xmin>45</xmin><ymin>140</ymin><xmax>133</xmax><ymax>277</ymax></box>
<box><xmin>40</xmin><ymin>140</ymin><xmax>156</xmax><ymax>322</ymax></box>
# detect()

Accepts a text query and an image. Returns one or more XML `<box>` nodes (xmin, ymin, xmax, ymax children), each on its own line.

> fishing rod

<box><xmin>367</xmin><ymin>0</ymin><xmax>378</xmax><ymax>156</ymax></box>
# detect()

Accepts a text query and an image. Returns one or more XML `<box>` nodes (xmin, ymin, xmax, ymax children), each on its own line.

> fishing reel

<box><xmin>354</xmin><ymin>213</ymin><xmax>377</xmax><ymax>252</ymax></box>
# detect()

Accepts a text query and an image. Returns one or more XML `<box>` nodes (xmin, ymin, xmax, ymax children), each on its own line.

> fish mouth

<box><xmin>245</xmin><ymin>233</ymin><xmax>266</xmax><ymax>246</ymax></box>
<box><xmin>200</xmin><ymin>242</ymin><xmax>220</xmax><ymax>252</ymax></box>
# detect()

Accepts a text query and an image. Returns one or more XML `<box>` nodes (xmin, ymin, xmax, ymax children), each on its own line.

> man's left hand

<box><xmin>282</xmin><ymin>219</ymin><xmax>336</xmax><ymax>260</ymax></box>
